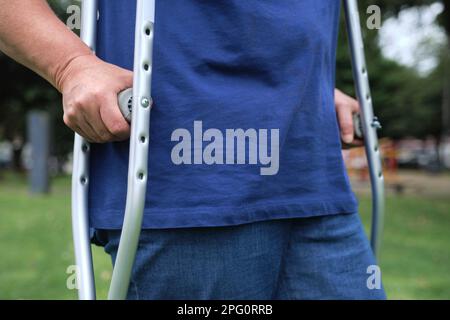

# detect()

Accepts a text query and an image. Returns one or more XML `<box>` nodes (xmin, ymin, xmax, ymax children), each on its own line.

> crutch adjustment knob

<box><xmin>371</xmin><ymin>116</ymin><xmax>382</xmax><ymax>130</ymax></box>
<box><xmin>141</xmin><ymin>97</ymin><xmax>151</xmax><ymax>108</ymax></box>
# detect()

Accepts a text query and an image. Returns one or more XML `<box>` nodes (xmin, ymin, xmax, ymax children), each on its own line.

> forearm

<box><xmin>0</xmin><ymin>0</ymin><xmax>93</xmax><ymax>92</ymax></box>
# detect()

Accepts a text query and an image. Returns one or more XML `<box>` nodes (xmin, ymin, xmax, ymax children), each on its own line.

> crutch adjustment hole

<box><xmin>81</xmin><ymin>144</ymin><xmax>89</xmax><ymax>153</ymax></box>
<box><xmin>140</xmin><ymin>135</ymin><xmax>146</xmax><ymax>143</ymax></box>
<box><xmin>143</xmin><ymin>63</ymin><xmax>149</xmax><ymax>71</ymax></box>
<box><xmin>137</xmin><ymin>172</ymin><xmax>146</xmax><ymax>180</ymax></box>
<box><xmin>80</xmin><ymin>176</ymin><xmax>88</xmax><ymax>185</ymax></box>
<box><xmin>144</xmin><ymin>22</ymin><xmax>153</xmax><ymax>36</ymax></box>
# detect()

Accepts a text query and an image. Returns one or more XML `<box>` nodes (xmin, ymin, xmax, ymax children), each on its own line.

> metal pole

<box><xmin>27</xmin><ymin>111</ymin><xmax>51</xmax><ymax>194</ymax></box>
<box><xmin>108</xmin><ymin>0</ymin><xmax>155</xmax><ymax>300</ymax></box>
<box><xmin>343</xmin><ymin>0</ymin><xmax>385</xmax><ymax>258</ymax></box>
<box><xmin>71</xmin><ymin>0</ymin><xmax>97</xmax><ymax>300</ymax></box>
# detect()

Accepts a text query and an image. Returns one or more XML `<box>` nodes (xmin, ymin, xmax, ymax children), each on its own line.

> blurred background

<box><xmin>0</xmin><ymin>0</ymin><xmax>449</xmax><ymax>299</ymax></box>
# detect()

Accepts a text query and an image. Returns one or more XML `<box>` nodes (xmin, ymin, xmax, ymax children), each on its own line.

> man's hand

<box><xmin>59</xmin><ymin>55</ymin><xmax>132</xmax><ymax>143</ymax></box>
<box><xmin>335</xmin><ymin>88</ymin><xmax>363</xmax><ymax>148</ymax></box>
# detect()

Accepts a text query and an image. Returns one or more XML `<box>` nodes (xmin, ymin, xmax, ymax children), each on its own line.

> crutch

<box><xmin>72</xmin><ymin>0</ymin><xmax>155</xmax><ymax>300</ymax></box>
<box><xmin>344</xmin><ymin>0</ymin><xmax>385</xmax><ymax>258</ymax></box>
<box><xmin>71</xmin><ymin>0</ymin><xmax>96</xmax><ymax>300</ymax></box>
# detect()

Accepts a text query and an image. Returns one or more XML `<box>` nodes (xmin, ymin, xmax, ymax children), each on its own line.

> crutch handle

<box><xmin>118</xmin><ymin>88</ymin><xmax>153</xmax><ymax>123</ymax></box>
<box><xmin>353</xmin><ymin>113</ymin><xmax>363</xmax><ymax>140</ymax></box>
<box><xmin>343</xmin><ymin>113</ymin><xmax>381</xmax><ymax>149</ymax></box>
<box><xmin>341</xmin><ymin>113</ymin><xmax>365</xmax><ymax>149</ymax></box>
<box><xmin>118</xmin><ymin>88</ymin><xmax>133</xmax><ymax>122</ymax></box>
<box><xmin>352</xmin><ymin>113</ymin><xmax>382</xmax><ymax>140</ymax></box>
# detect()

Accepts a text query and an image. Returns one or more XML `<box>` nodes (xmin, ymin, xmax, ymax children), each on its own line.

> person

<box><xmin>0</xmin><ymin>0</ymin><xmax>385</xmax><ymax>299</ymax></box>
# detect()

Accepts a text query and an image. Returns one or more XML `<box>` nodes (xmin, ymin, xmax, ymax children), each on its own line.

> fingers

<box><xmin>63</xmin><ymin>96</ymin><xmax>100</xmax><ymax>142</ymax></box>
<box><xmin>99</xmin><ymin>93</ymin><xmax>130</xmax><ymax>141</ymax></box>
<box><xmin>337</xmin><ymin>104</ymin><xmax>354</xmax><ymax>144</ymax></box>
<box><xmin>82</xmin><ymin>112</ymin><xmax>111</xmax><ymax>142</ymax></box>
<box><xmin>63</xmin><ymin>85</ymin><xmax>130</xmax><ymax>143</ymax></box>
<box><xmin>81</xmin><ymin>93</ymin><xmax>120</xmax><ymax>142</ymax></box>
<box><xmin>341</xmin><ymin>138</ymin><xmax>364</xmax><ymax>150</ymax></box>
<box><xmin>72</xmin><ymin>124</ymin><xmax>93</xmax><ymax>143</ymax></box>
<box><xmin>335</xmin><ymin>89</ymin><xmax>361</xmax><ymax>146</ymax></box>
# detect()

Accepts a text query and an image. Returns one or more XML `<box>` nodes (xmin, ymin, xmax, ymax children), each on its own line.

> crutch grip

<box><xmin>353</xmin><ymin>113</ymin><xmax>363</xmax><ymax>140</ymax></box>
<box><xmin>118</xmin><ymin>88</ymin><xmax>133</xmax><ymax>122</ymax></box>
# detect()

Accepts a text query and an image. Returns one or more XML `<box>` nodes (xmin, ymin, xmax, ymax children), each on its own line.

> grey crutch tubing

<box><xmin>344</xmin><ymin>0</ymin><xmax>385</xmax><ymax>258</ymax></box>
<box><xmin>72</xmin><ymin>0</ymin><xmax>155</xmax><ymax>300</ymax></box>
<box><xmin>71</xmin><ymin>0</ymin><xmax>97</xmax><ymax>300</ymax></box>
<box><xmin>107</xmin><ymin>0</ymin><xmax>155</xmax><ymax>300</ymax></box>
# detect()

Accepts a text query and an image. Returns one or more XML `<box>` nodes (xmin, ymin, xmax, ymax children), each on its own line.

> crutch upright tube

<box><xmin>108</xmin><ymin>0</ymin><xmax>155</xmax><ymax>300</ymax></box>
<box><xmin>71</xmin><ymin>0</ymin><xmax>97</xmax><ymax>300</ymax></box>
<box><xmin>344</xmin><ymin>0</ymin><xmax>385</xmax><ymax>257</ymax></box>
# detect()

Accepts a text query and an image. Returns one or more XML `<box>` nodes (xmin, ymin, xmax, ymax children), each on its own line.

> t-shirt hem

<box><xmin>89</xmin><ymin>198</ymin><xmax>359</xmax><ymax>230</ymax></box>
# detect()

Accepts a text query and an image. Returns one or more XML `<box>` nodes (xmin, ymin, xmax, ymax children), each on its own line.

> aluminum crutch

<box><xmin>72</xmin><ymin>0</ymin><xmax>155</xmax><ymax>300</ymax></box>
<box><xmin>344</xmin><ymin>0</ymin><xmax>385</xmax><ymax>258</ymax></box>
<box><xmin>108</xmin><ymin>0</ymin><xmax>155</xmax><ymax>300</ymax></box>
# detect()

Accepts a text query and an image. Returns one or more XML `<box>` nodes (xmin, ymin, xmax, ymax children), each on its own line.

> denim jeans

<box><xmin>94</xmin><ymin>212</ymin><xmax>386</xmax><ymax>299</ymax></box>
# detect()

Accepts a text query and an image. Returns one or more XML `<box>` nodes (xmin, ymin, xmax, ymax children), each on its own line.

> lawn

<box><xmin>0</xmin><ymin>173</ymin><xmax>111</xmax><ymax>299</ymax></box>
<box><xmin>0</xmin><ymin>172</ymin><xmax>449</xmax><ymax>299</ymax></box>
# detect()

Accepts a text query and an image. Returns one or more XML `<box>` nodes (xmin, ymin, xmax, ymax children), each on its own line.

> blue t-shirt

<box><xmin>89</xmin><ymin>0</ymin><xmax>358</xmax><ymax>229</ymax></box>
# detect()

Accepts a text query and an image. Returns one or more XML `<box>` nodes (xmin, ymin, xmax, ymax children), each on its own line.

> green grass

<box><xmin>359</xmin><ymin>194</ymin><xmax>450</xmax><ymax>299</ymax></box>
<box><xmin>0</xmin><ymin>172</ymin><xmax>449</xmax><ymax>299</ymax></box>
<box><xmin>0</xmin><ymin>172</ymin><xmax>111</xmax><ymax>299</ymax></box>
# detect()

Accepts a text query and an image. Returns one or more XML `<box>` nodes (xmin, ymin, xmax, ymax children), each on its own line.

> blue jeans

<box><xmin>94</xmin><ymin>212</ymin><xmax>386</xmax><ymax>299</ymax></box>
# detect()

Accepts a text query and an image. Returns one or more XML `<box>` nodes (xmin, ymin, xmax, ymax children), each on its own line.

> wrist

<box><xmin>54</xmin><ymin>52</ymin><xmax>98</xmax><ymax>93</ymax></box>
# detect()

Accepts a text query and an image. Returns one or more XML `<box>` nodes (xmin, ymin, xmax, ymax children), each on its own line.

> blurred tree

<box><xmin>337</xmin><ymin>0</ymin><xmax>449</xmax><ymax>145</ymax></box>
<box><xmin>370</xmin><ymin>0</ymin><xmax>450</xmax><ymax>139</ymax></box>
